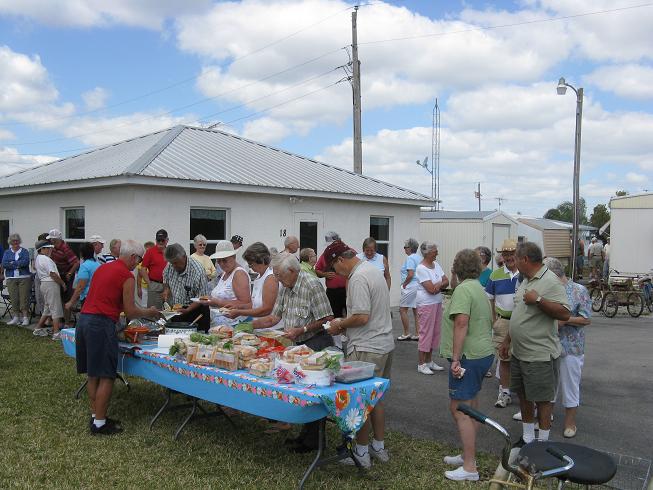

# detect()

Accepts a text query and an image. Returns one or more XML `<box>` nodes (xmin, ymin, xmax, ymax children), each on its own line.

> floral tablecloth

<box><xmin>60</xmin><ymin>329</ymin><xmax>389</xmax><ymax>435</ymax></box>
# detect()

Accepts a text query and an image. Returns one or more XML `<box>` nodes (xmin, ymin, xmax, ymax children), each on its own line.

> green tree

<box><xmin>615</xmin><ymin>190</ymin><xmax>628</xmax><ymax>196</ymax></box>
<box><xmin>543</xmin><ymin>198</ymin><xmax>588</xmax><ymax>224</ymax></box>
<box><xmin>544</xmin><ymin>208</ymin><xmax>562</xmax><ymax>220</ymax></box>
<box><xmin>589</xmin><ymin>204</ymin><xmax>610</xmax><ymax>229</ymax></box>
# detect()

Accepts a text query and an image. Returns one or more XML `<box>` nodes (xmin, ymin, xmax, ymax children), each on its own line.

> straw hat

<box><xmin>496</xmin><ymin>238</ymin><xmax>517</xmax><ymax>253</ymax></box>
<box><xmin>210</xmin><ymin>240</ymin><xmax>237</xmax><ymax>259</ymax></box>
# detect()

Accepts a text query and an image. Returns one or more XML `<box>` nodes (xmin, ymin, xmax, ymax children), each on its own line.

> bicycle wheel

<box><xmin>603</xmin><ymin>292</ymin><xmax>618</xmax><ymax>318</ymax></box>
<box><xmin>627</xmin><ymin>293</ymin><xmax>643</xmax><ymax>317</ymax></box>
<box><xmin>647</xmin><ymin>298</ymin><xmax>653</xmax><ymax>313</ymax></box>
<box><xmin>589</xmin><ymin>288</ymin><xmax>604</xmax><ymax>312</ymax></box>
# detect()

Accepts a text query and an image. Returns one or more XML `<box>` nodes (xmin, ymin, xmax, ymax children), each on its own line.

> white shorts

<box><xmin>555</xmin><ymin>354</ymin><xmax>584</xmax><ymax>408</ymax></box>
<box><xmin>40</xmin><ymin>280</ymin><xmax>63</xmax><ymax>319</ymax></box>
<box><xmin>399</xmin><ymin>283</ymin><xmax>417</xmax><ymax>308</ymax></box>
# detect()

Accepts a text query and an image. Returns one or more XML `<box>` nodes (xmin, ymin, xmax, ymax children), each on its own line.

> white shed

<box><xmin>0</xmin><ymin>125</ymin><xmax>431</xmax><ymax>305</ymax></box>
<box><xmin>419</xmin><ymin>210</ymin><xmax>519</xmax><ymax>274</ymax></box>
<box><xmin>609</xmin><ymin>192</ymin><xmax>653</xmax><ymax>274</ymax></box>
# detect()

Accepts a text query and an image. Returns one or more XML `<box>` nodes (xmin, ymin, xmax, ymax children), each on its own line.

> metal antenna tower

<box><xmin>432</xmin><ymin>99</ymin><xmax>441</xmax><ymax>210</ymax></box>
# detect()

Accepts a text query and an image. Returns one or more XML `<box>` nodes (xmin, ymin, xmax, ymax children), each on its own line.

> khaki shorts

<box><xmin>40</xmin><ymin>280</ymin><xmax>63</xmax><ymax>319</ymax></box>
<box><xmin>347</xmin><ymin>348</ymin><xmax>393</xmax><ymax>379</ymax></box>
<box><xmin>510</xmin><ymin>356</ymin><xmax>560</xmax><ymax>402</ymax></box>
<box><xmin>492</xmin><ymin>317</ymin><xmax>511</xmax><ymax>361</ymax></box>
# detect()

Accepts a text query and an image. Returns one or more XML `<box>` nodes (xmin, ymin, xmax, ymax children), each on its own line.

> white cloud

<box><xmin>82</xmin><ymin>87</ymin><xmax>109</xmax><ymax>110</ymax></box>
<box><xmin>0</xmin><ymin>45</ymin><xmax>58</xmax><ymax>111</ymax></box>
<box><xmin>0</xmin><ymin>0</ymin><xmax>211</xmax><ymax>29</ymax></box>
<box><xmin>0</xmin><ymin>146</ymin><xmax>56</xmax><ymax>176</ymax></box>
<box><xmin>585</xmin><ymin>64</ymin><xmax>653</xmax><ymax>99</ymax></box>
<box><xmin>241</xmin><ymin>117</ymin><xmax>290</xmax><ymax>144</ymax></box>
<box><xmin>625</xmin><ymin>172</ymin><xmax>649</xmax><ymax>185</ymax></box>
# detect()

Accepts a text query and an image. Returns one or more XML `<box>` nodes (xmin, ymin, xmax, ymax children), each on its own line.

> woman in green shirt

<box><xmin>440</xmin><ymin>249</ymin><xmax>494</xmax><ymax>482</ymax></box>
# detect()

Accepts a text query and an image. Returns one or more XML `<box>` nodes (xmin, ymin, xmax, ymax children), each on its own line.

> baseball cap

<box><xmin>324</xmin><ymin>231</ymin><xmax>340</xmax><ymax>243</ymax></box>
<box><xmin>46</xmin><ymin>229</ymin><xmax>62</xmax><ymax>240</ymax></box>
<box><xmin>323</xmin><ymin>240</ymin><xmax>353</xmax><ymax>265</ymax></box>
<box><xmin>35</xmin><ymin>239</ymin><xmax>54</xmax><ymax>251</ymax></box>
<box><xmin>89</xmin><ymin>234</ymin><xmax>106</xmax><ymax>245</ymax></box>
<box><xmin>230</xmin><ymin>234</ymin><xmax>243</xmax><ymax>244</ymax></box>
<box><xmin>155</xmin><ymin>229</ymin><xmax>168</xmax><ymax>242</ymax></box>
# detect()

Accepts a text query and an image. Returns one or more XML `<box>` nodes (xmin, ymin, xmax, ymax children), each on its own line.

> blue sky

<box><xmin>1</xmin><ymin>0</ymin><xmax>652</xmax><ymax>217</ymax></box>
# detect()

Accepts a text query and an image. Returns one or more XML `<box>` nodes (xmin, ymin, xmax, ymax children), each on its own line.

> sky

<box><xmin>1</xmin><ymin>0</ymin><xmax>652</xmax><ymax>217</ymax></box>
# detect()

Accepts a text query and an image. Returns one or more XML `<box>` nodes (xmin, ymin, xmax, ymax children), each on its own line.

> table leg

<box><xmin>149</xmin><ymin>388</ymin><xmax>172</xmax><ymax>430</ymax></box>
<box><xmin>299</xmin><ymin>418</ymin><xmax>326</xmax><ymax>490</ymax></box>
<box><xmin>174</xmin><ymin>398</ymin><xmax>199</xmax><ymax>440</ymax></box>
<box><xmin>75</xmin><ymin>379</ymin><xmax>88</xmax><ymax>399</ymax></box>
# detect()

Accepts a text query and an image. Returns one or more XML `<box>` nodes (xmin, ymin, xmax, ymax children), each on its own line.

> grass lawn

<box><xmin>0</xmin><ymin>324</ymin><xmax>498</xmax><ymax>489</ymax></box>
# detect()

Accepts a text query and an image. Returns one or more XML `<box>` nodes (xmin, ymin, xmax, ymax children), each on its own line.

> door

<box><xmin>293</xmin><ymin>212</ymin><xmax>323</xmax><ymax>254</ymax></box>
<box><xmin>0</xmin><ymin>220</ymin><xmax>9</xmax><ymax>250</ymax></box>
<box><xmin>492</xmin><ymin>224</ymin><xmax>511</xmax><ymax>268</ymax></box>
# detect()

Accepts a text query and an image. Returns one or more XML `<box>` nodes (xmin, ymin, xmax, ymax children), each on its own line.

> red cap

<box><xmin>323</xmin><ymin>240</ymin><xmax>353</xmax><ymax>265</ymax></box>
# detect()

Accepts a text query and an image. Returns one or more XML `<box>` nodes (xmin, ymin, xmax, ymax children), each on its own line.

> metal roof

<box><xmin>0</xmin><ymin>125</ymin><xmax>429</xmax><ymax>203</ymax></box>
<box><xmin>518</xmin><ymin>217</ymin><xmax>569</xmax><ymax>230</ymax></box>
<box><xmin>421</xmin><ymin>210</ymin><xmax>495</xmax><ymax>220</ymax></box>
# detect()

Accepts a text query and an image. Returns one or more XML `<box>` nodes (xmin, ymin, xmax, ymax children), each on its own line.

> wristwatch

<box><xmin>303</xmin><ymin>326</ymin><xmax>308</xmax><ymax>334</ymax></box>
<box><xmin>535</xmin><ymin>296</ymin><xmax>542</xmax><ymax>304</ymax></box>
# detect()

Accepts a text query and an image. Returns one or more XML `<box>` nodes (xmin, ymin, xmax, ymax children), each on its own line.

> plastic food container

<box><xmin>295</xmin><ymin>368</ymin><xmax>334</xmax><ymax>387</ymax></box>
<box><xmin>335</xmin><ymin>361</ymin><xmax>376</xmax><ymax>383</ymax></box>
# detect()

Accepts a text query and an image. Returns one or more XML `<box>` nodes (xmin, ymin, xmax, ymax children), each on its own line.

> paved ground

<box><xmin>383</xmin><ymin>308</ymin><xmax>653</xmax><ymax>469</ymax></box>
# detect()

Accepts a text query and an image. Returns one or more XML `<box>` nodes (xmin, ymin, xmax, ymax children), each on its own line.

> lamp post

<box><xmin>557</xmin><ymin>77</ymin><xmax>584</xmax><ymax>281</ymax></box>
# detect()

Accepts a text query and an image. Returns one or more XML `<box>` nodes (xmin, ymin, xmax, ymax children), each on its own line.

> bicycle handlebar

<box><xmin>457</xmin><ymin>404</ymin><xmax>487</xmax><ymax>423</ymax></box>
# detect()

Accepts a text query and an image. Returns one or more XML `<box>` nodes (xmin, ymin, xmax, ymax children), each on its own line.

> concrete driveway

<box><xmin>383</xmin><ymin>309</ymin><xmax>653</xmax><ymax>484</ymax></box>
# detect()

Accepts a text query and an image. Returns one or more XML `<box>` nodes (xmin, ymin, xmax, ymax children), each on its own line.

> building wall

<box><xmin>0</xmin><ymin>184</ymin><xmax>420</xmax><ymax>305</ymax></box>
<box><xmin>419</xmin><ymin>220</ymin><xmax>483</xmax><ymax>276</ymax></box>
<box><xmin>610</xmin><ymin>207</ymin><xmax>653</xmax><ymax>274</ymax></box>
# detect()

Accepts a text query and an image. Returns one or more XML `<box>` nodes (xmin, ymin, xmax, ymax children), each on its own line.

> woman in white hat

<box><xmin>206</xmin><ymin>240</ymin><xmax>251</xmax><ymax>326</ymax></box>
<box><xmin>33</xmin><ymin>240</ymin><xmax>67</xmax><ymax>339</ymax></box>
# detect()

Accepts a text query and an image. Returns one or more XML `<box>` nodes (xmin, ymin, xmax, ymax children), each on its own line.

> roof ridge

<box><xmin>124</xmin><ymin>126</ymin><xmax>184</xmax><ymax>175</ymax></box>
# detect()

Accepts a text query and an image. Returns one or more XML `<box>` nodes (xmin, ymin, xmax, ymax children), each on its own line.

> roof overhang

<box><xmin>0</xmin><ymin>175</ymin><xmax>432</xmax><ymax>207</ymax></box>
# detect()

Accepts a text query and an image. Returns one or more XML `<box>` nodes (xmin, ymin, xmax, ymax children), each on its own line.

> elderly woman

<box><xmin>544</xmin><ymin>257</ymin><xmax>591</xmax><ymax>438</ymax></box>
<box><xmin>227</xmin><ymin>242</ymin><xmax>283</xmax><ymax>329</ymax></box>
<box><xmin>65</xmin><ymin>242</ymin><xmax>101</xmax><ymax>313</ymax></box>
<box><xmin>33</xmin><ymin>240</ymin><xmax>67</xmax><ymax>339</ymax></box>
<box><xmin>398</xmin><ymin>238</ymin><xmax>420</xmax><ymax>341</ymax></box>
<box><xmin>356</xmin><ymin>237</ymin><xmax>391</xmax><ymax>289</ymax></box>
<box><xmin>206</xmin><ymin>240</ymin><xmax>251</xmax><ymax>326</ymax></box>
<box><xmin>415</xmin><ymin>241</ymin><xmax>449</xmax><ymax>374</ymax></box>
<box><xmin>440</xmin><ymin>249</ymin><xmax>494</xmax><ymax>481</ymax></box>
<box><xmin>190</xmin><ymin>234</ymin><xmax>216</xmax><ymax>281</ymax></box>
<box><xmin>299</xmin><ymin>247</ymin><xmax>317</xmax><ymax>277</ymax></box>
<box><xmin>2</xmin><ymin>233</ymin><xmax>32</xmax><ymax>326</ymax></box>
<box><xmin>476</xmin><ymin>246</ymin><xmax>493</xmax><ymax>287</ymax></box>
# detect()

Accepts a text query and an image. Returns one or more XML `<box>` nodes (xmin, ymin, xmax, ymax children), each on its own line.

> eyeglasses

<box><xmin>134</xmin><ymin>254</ymin><xmax>143</xmax><ymax>263</ymax></box>
<box><xmin>196</xmin><ymin>243</ymin><xmax>207</xmax><ymax>247</ymax></box>
<box><xmin>216</xmin><ymin>257</ymin><xmax>230</xmax><ymax>263</ymax></box>
<box><xmin>501</xmin><ymin>252</ymin><xmax>515</xmax><ymax>257</ymax></box>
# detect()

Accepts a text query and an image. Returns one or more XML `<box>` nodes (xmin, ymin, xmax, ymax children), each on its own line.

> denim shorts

<box><xmin>448</xmin><ymin>354</ymin><xmax>494</xmax><ymax>401</ymax></box>
<box><xmin>75</xmin><ymin>313</ymin><xmax>119</xmax><ymax>379</ymax></box>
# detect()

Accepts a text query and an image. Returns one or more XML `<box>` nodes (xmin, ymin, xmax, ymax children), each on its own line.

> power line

<box><xmin>359</xmin><ymin>3</ymin><xmax>653</xmax><ymax>45</ymax></box>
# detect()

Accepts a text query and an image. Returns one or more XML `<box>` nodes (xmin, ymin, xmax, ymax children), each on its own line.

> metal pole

<box><xmin>571</xmin><ymin>88</ymin><xmax>583</xmax><ymax>281</ymax></box>
<box><xmin>351</xmin><ymin>7</ymin><xmax>363</xmax><ymax>174</ymax></box>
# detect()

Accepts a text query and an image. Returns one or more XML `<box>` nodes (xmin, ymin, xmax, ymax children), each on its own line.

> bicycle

<box><xmin>457</xmin><ymin>404</ymin><xmax>617</xmax><ymax>490</ymax></box>
<box><xmin>601</xmin><ymin>274</ymin><xmax>644</xmax><ymax>318</ymax></box>
<box><xmin>636</xmin><ymin>274</ymin><xmax>653</xmax><ymax>313</ymax></box>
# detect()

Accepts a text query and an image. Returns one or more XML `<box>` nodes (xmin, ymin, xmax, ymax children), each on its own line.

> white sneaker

<box><xmin>495</xmin><ymin>391</ymin><xmax>512</xmax><ymax>408</ymax></box>
<box><xmin>369</xmin><ymin>446</ymin><xmax>389</xmax><ymax>463</ymax></box>
<box><xmin>51</xmin><ymin>332</ymin><xmax>61</xmax><ymax>341</ymax></box>
<box><xmin>443</xmin><ymin>454</ymin><xmax>464</xmax><ymax>466</ymax></box>
<box><xmin>513</xmin><ymin>411</ymin><xmax>522</xmax><ymax>421</ymax></box>
<box><xmin>21</xmin><ymin>317</ymin><xmax>30</xmax><ymax>326</ymax></box>
<box><xmin>417</xmin><ymin>364</ymin><xmax>434</xmax><ymax>375</ymax></box>
<box><xmin>428</xmin><ymin>361</ymin><xmax>445</xmax><ymax>371</ymax></box>
<box><xmin>7</xmin><ymin>317</ymin><xmax>19</xmax><ymax>325</ymax></box>
<box><xmin>445</xmin><ymin>466</ymin><xmax>479</xmax><ymax>481</ymax></box>
<box><xmin>340</xmin><ymin>449</ymin><xmax>371</xmax><ymax>468</ymax></box>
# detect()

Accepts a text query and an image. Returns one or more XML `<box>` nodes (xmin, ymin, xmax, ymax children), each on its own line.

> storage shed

<box><xmin>517</xmin><ymin>217</ymin><xmax>571</xmax><ymax>265</ymax></box>
<box><xmin>609</xmin><ymin>192</ymin><xmax>653</xmax><ymax>274</ymax></box>
<box><xmin>419</xmin><ymin>210</ymin><xmax>519</xmax><ymax>274</ymax></box>
<box><xmin>0</xmin><ymin>125</ymin><xmax>431</xmax><ymax>306</ymax></box>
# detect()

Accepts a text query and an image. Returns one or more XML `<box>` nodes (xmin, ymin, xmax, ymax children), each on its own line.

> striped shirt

<box><xmin>163</xmin><ymin>257</ymin><xmax>209</xmax><ymax>306</ymax></box>
<box><xmin>485</xmin><ymin>266</ymin><xmax>520</xmax><ymax>318</ymax></box>
<box><xmin>272</xmin><ymin>270</ymin><xmax>333</xmax><ymax>343</ymax></box>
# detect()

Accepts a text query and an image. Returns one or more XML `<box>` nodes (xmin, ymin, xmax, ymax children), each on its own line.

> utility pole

<box><xmin>351</xmin><ymin>5</ymin><xmax>362</xmax><ymax>174</ymax></box>
<box><xmin>475</xmin><ymin>182</ymin><xmax>481</xmax><ymax>211</ymax></box>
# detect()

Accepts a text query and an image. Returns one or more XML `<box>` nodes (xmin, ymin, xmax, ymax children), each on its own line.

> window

<box><xmin>370</xmin><ymin>216</ymin><xmax>391</xmax><ymax>258</ymax></box>
<box><xmin>189</xmin><ymin>208</ymin><xmax>226</xmax><ymax>255</ymax></box>
<box><xmin>64</xmin><ymin>208</ymin><xmax>85</xmax><ymax>255</ymax></box>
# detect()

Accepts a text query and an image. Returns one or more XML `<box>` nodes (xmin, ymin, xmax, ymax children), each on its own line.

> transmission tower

<box><xmin>432</xmin><ymin>99</ymin><xmax>441</xmax><ymax>210</ymax></box>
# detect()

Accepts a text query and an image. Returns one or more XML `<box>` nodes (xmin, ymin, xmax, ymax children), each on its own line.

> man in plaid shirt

<box><xmin>162</xmin><ymin>243</ymin><xmax>209</xmax><ymax>331</ymax></box>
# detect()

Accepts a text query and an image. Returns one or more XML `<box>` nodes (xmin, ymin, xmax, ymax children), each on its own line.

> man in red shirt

<box><xmin>47</xmin><ymin>229</ymin><xmax>80</xmax><ymax>326</ymax></box>
<box><xmin>76</xmin><ymin>239</ymin><xmax>161</xmax><ymax>435</ymax></box>
<box><xmin>139</xmin><ymin>229</ymin><xmax>168</xmax><ymax>310</ymax></box>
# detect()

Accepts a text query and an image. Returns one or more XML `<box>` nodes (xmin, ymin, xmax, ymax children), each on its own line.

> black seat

<box><xmin>519</xmin><ymin>441</ymin><xmax>617</xmax><ymax>485</ymax></box>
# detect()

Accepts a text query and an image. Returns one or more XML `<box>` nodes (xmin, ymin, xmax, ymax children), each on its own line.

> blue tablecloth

<box><xmin>61</xmin><ymin>329</ymin><xmax>389</xmax><ymax>435</ymax></box>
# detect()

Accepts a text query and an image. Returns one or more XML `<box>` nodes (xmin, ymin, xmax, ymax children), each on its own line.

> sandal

<box><xmin>397</xmin><ymin>334</ymin><xmax>410</xmax><ymax>341</ymax></box>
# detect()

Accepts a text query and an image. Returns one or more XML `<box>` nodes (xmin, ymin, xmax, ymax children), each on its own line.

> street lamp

<box><xmin>557</xmin><ymin>77</ymin><xmax>584</xmax><ymax>281</ymax></box>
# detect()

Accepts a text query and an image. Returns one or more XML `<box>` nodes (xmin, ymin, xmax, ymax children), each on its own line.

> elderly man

<box><xmin>47</xmin><ymin>229</ymin><xmax>80</xmax><ymax>326</ymax></box>
<box><xmin>283</xmin><ymin>235</ymin><xmax>300</xmax><ymax>256</ymax></box>
<box><xmin>102</xmin><ymin>239</ymin><xmax>121</xmax><ymax>263</ymax></box>
<box><xmin>499</xmin><ymin>242</ymin><xmax>570</xmax><ymax>444</ymax></box>
<box><xmin>162</xmin><ymin>243</ymin><xmax>210</xmax><ymax>332</ymax></box>
<box><xmin>315</xmin><ymin>231</ymin><xmax>348</xmax><ymax>318</ymax></box>
<box><xmin>587</xmin><ymin>236</ymin><xmax>604</xmax><ymax>280</ymax></box>
<box><xmin>485</xmin><ymin>238</ymin><xmax>520</xmax><ymax>408</ymax></box>
<box><xmin>253</xmin><ymin>252</ymin><xmax>334</xmax><ymax>453</ymax></box>
<box><xmin>139</xmin><ymin>229</ymin><xmax>168</xmax><ymax>309</ymax></box>
<box><xmin>326</xmin><ymin>240</ymin><xmax>394</xmax><ymax>468</ymax></box>
<box><xmin>76</xmin><ymin>240</ymin><xmax>161</xmax><ymax>435</ymax></box>
<box><xmin>89</xmin><ymin>235</ymin><xmax>106</xmax><ymax>262</ymax></box>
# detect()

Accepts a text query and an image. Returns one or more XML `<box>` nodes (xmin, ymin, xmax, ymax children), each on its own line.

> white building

<box><xmin>419</xmin><ymin>210</ymin><xmax>519</xmax><ymax>274</ymax></box>
<box><xmin>0</xmin><ymin>125</ymin><xmax>431</xmax><ymax>305</ymax></box>
<box><xmin>609</xmin><ymin>192</ymin><xmax>653</xmax><ymax>274</ymax></box>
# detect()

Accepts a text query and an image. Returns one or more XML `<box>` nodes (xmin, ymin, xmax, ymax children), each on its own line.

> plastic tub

<box><xmin>335</xmin><ymin>361</ymin><xmax>376</xmax><ymax>383</ymax></box>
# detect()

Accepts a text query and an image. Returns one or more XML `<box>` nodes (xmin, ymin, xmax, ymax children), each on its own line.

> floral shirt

<box><xmin>559</xmin><ymin>281</ymin><xmax>591</xmax><ymax>356</ymax></box>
